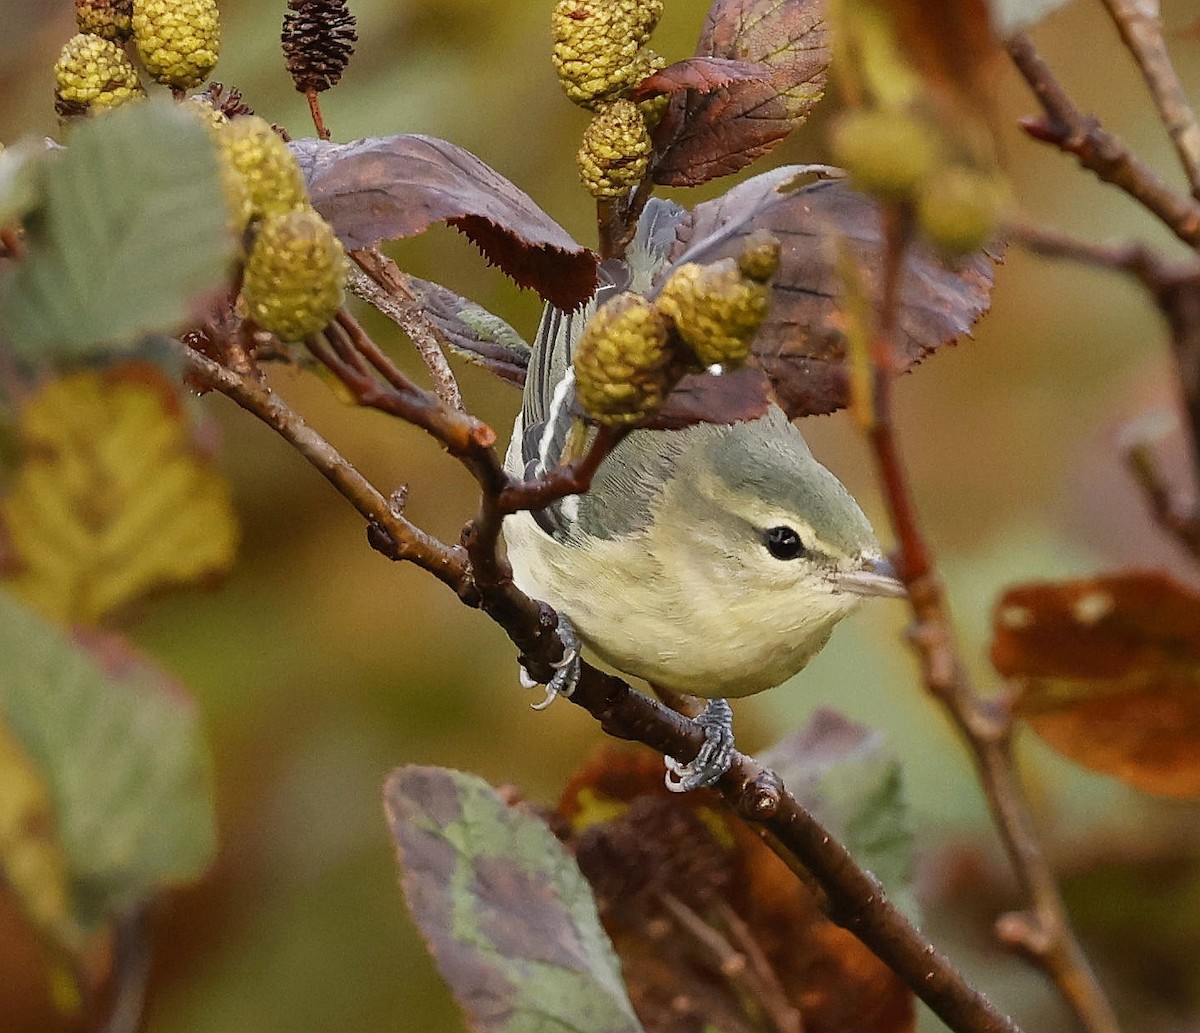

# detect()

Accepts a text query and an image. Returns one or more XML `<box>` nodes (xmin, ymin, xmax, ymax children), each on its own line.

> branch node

<box><xmin>735</xmin><ymin>766</ymin><xmax>785</xmax><ymax>820</ymax></box>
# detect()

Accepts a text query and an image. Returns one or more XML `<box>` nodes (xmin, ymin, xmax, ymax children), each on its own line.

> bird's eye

<box><xmin>764</xmin><ymin>525</ymin><xmax>806</xmax><ymax>560</ymax></box>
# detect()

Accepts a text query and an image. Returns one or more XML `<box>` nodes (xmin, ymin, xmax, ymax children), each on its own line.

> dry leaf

<box><xmin>558</xmin><ymin>733</ymin><xmax>914</xmax><ymax>1033</ymax></box>
<box><xmin>652</xmin><ymin>0</ymin><xmax>830</xmax><ymax>187</ymax></box>
<box><xmin>671</xmin><ymin>170</ymin><xmax>997</xmax><ymax>418</ymax></box>
<box><xmin>992</xmin><ymin>572</ymin><xmax>1200</xmax><ymax>798</ymax></box>
<box><xmin>0</xmin><ymin>364</ymin><xmax>238</xmax><ymax>625</ymax></box>
<box><xmin>293</xmin><ymin>135</ymin><xmax>599</xmax><ymax>310</ymax></box>
<box><xmin>630</xmin><ymin>57</ymin><xmax>771</xmax><ymax>99</ymax></box>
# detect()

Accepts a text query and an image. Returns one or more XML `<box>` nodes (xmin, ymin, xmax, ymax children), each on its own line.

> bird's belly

<box><xmin>504</xmin><ymin>511</ymin><xmax>852</xmax><ymax>699</ymax></box>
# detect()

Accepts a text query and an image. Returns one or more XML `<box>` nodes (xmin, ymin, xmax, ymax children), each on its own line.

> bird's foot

<box><xmin>518</xmin><ymin>614</ymin><xmax>581</xmax><ymax>711</ymax></box>
<box><xmin>664</xmin><ymin>698</ymin><xmax>735</xmax><ymax>793</ymax></box>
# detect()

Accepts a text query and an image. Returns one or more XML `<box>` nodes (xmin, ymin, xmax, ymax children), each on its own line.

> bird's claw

<box><xmin>520</xmin><ymin>614</ymin><xmax>581</xmax><ymax>711</ymax></box>
<box><xmin>664</xmin><ymin>698</ymin><xmax>735</xmax><ymax>793</ymax></box>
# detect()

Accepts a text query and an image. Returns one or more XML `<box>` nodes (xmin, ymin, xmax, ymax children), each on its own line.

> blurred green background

<box><xmin>3</xmin><ymin>1</ymin><xmax>1200</xmax><ymax>1031</ymax></box>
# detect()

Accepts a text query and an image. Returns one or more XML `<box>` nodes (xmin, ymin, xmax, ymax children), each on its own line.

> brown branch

<box><xmin>175</xmin><ymin>340</ymin><xmax>470</xmax><ymax>592</ymax></box>
<box><xmin>861</xmin><ymin>206</ymin><xmax>1121</xmax><ymax>1033</ymax></box>
<box><xmin>660</xmin><ymin>894</ymin><xmax>803</xmax><ymax>1033</ymax></box>
<box><xmin>348</xmin><ymin>249</ymin><xmax>466</xmax><ymax>411</ymax></box>
<box><xmin>1124</xmin><ymin>419</ymin><xmax>1200</xmax><ymax>558</ymax></box>
<box><xmin>1005</xmin><ymin>32</ymin><xmax>1200</xmax><ymax>248</ymax></box>
<box><xmin>305</xmin><ymin>88</ymin><xmax>331</xmax><ymax>140</ymax></box>
<box><xmin>184</xmin><ymin>312</ymin><xmax>1025</xmax><ymax>1033</ymax></box>
<box><xmin>1099</xmin><ymin>0</ymin><xmax>1200</xmax><ymax>198</ymax></box>
<box><xmin>1010</xmin><ymin>220</ymin><xmax>1200</xmax><ymax>538</ymax></box>
<box><xmin>564</xmin><ymin>666</ymin><xmax>1024</xmax><ymax>1033</ymax></box>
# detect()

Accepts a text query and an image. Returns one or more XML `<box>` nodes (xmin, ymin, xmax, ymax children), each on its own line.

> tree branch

<box><xmin>180</xmin><ymin>324</ymin><xmax>1028</xmax><ymax>1033</ymax></box>
<box><xmin>1099</xmin><ymin>0</ymin><xmax>1200</xmax><ymax>198</ymax></box>
<box><xmin>1005</xmin><ymin>32</ymin><xmax>1200</xmax><ymax>249</ymax></box>
<box><xmin>175</xmin><ymin>341</ymin><xmax>470</xmax><ymax>593</ymax></box>
<box><xmin>348</xmin><ymin>249</ymin><xmax>466</xmax><ymax>412</ymax></box>
<box><xmin>859</xmin><ymin>206</ymin><xmax>1121</xmax><ymax>1033</ymax></box>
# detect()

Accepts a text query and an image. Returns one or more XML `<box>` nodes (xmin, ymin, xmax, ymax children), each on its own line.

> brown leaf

<box><xmin>292</xmin><ymin>135</ymin><xmax>599</xmax><ymax>310</ymax></box>
<box><xmin>670</xmin><ymin>168</ymin><xmax>997</xmax><ymax>418</ymax></box>
<box><xmin>645</xmin><ymin>364</ymin><xmax>773</xmax><ymax>430</ymax></box>
<box><xmin>558</xmin><ymin>737</ymin><xmax>914</xmax><ymax>1033</ymax></box>
<box><xmin>991</xmin><ymin>572</ymin><xmax>1200</xmax><ymax>798</ymax></box>
<box><xmin>629</xmin><ymin>57</ymin><xmax>771</xmax><ymax>99</ymax></box>
<box><xmin>652</xmin><ymin>0</ymin><xmax>830</xmax><ymax>187</ymax></box>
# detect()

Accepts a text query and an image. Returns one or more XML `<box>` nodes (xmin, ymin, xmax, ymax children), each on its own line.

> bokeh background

<box><xmin>2</xmin><ymin>1</ymin><xmax>1200</xmax><ymax>1030</ymax></box>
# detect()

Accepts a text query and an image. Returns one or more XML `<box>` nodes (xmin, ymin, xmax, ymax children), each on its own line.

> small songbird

<box><xmin>503</xmin><ymin>199</ymin><xmax>903</xmax><ymax>791</ymax></box>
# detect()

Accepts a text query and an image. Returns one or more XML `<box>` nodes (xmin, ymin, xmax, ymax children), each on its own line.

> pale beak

<box><xmin>830</xmin><ymin>556</ymin><xmax>907</xmax><ymax>598</ymax></box>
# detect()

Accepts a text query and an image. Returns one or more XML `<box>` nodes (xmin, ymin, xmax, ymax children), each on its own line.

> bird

<box><xmin>502</xmin><ymin>198</ymin><xmax>903</xmax><ymax>791</ymax></box>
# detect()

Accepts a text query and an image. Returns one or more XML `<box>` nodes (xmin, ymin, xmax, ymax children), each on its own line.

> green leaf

<box><xmin>0</xmin><ymin>141</ymin><xmax>44</xmax><ymax>229</ymax></box>
<box><xmin>759</xmin><ymin>708</ymin><xmax>913</xmax><ymax>899</ymax></box>
<box><xmin>0</xmin><ymin>100</ymin><xmax>234</xmax><ymax>359</ymax></box>
<box><xmin>0</xmin><ymin>591</ymin><xmax>216</xmax><ymax>928</ymax></box>
<box><xmin>384</xmin><ymin>766</ymin><xmax>644</xmax><ymax>1033</ymax></box>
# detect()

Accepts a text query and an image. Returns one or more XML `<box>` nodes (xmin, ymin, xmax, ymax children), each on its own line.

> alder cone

<box><xmin>282</xmin><ymin>0</ymin><xmax>358</xmax><ymax>94</ymax></box>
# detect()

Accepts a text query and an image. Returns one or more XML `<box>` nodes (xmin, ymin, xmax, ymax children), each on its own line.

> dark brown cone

<box><xmin>281</xmin><ymin>0</ymin><xmax>358</xmax><ymax>94</ymax></box>
<box><xmin>193</xmin><ymin>81</ymin><xmax>255</xmax><ymax>120</ymax></box>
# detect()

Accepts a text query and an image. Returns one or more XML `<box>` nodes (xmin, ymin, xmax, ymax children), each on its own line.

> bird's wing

<box><xmin>518</xmin><ymin>198</ymin><xmax>687</xmax><ymax>540</ymax></box>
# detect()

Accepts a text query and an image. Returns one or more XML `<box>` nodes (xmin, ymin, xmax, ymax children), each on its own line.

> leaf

<box><xmin>643</xmin><ymin>365</ymin><xmax>772</xmax><ymax>430</ymax></box>
<box><xmin>0</xmin><ymin>718</ymin><xmax>85</xmax><ymax>957</ymax></box>
<box><xmin>671</xmin><ymin>169</ymin><xmax>997</xmax><ymax>418</ymax></box>
<box><xmin>651</xmin><ymin>0</ymin><xmax>830</xmax><ymax>187</ymax></box>
<box><xmin>558</xmin><ymin>728</ymin><xmax>914</xmax><ymax>1033</ymax></box>
<box><xmin>0</xmin><ymin>363</ymin><xmax>239</xmax><ymax>625</ymax></box>
<box><xmin>991</xmin><ymin>571</ymin><xmax>1200</xmax><ymax>798</ymax></box>
<box><xmin>759</xmin><ymin>709</ymin><xmax>913</xmax><ymax>896</ymax></box>
<box><xmin>0</xmin><ymin>100</ymin><xmax>234</xmax><ymax>358</ymax></box>
<box><xmin>0</xmin><ymin>591</ymin><xmax>216</xmax><ymax>928</ymax></box>
<box><xmin>384</xmin><ymin>765</ymin><xmax>644</xmax><ymax>1033</ymax></box>
<box><xmin>629</xmin><ymin>57</ymin><xmax>771</xmax><ymax>99</ymax></box>
<box><xmin>0</xmin><ymin>140</ymin><xmax>44</xmax><ymax>230</ymax></box>
<box><xmin>404</xmin><ymin>276</ymin><xmax>530</xmax><ymax>386</ymax></box>
<box><xmin>292</xmin><ymin>135</ymin><xmax>599</xmax><ymax>310</ymax></box>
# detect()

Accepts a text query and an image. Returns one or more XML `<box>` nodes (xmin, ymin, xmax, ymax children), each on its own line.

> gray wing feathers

<box><xmin>517</xmin><ymin>197</ymin><xmax>691</xmax><ymax>539</ymax></box>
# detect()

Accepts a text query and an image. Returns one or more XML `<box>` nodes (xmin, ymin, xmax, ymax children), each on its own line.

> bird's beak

<box><xmin>831</xmin><ymin>556</ymin><xmax>907</xmax><ymax>598</ymax></box>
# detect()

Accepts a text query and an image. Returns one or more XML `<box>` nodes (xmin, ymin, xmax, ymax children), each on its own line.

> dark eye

<box><xmin>765</xmin><ymin>525</ymin><xmax>806</xmax><ymax>560</ymax></box>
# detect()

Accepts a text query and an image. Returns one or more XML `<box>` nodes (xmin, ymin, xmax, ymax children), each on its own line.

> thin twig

<box><xmin>715</xmin><ymin>900</ymin><xmax>806</xmax><ymax>1033</ymax></box>
<box><xmin>305</xmin><ymin>88</ymin><xmax>331</xmax><ymax>140</ymax></box>
<box><xmin>1005</xmin><ymin>32</ymin><xmax>1200</xmax><ymax>248</ymax></box>
<box><xmin>861</xmin><ymin>206</ymin><xmax>1121</xmax><ymax>1033</ymax></box>
<box><xmin>659</xmin><ymin>894</ymin><xmax>803</xmax><ymax>1033</ymax></box>
<box><xmin>175</xmin><ymin>341</ymin><xmax>470</xmax><ymax>592</ymax></box>
<box><xmin>1124</xmin><ymin>419</ymin><xmax>1200</xmax><ymax>558</ymax></box>
<box><xmin>1010</xmin><ymin>219</ymin><xmax>1200</xmax><ymax>512</ymax></box>
<box><xmin>97</xmin><ymin>905</ymin><xmax>153</xmax><ymax>1033</ymax></box>
<box><xmin>348</xmin><ymin>250</ymin><xmax>466</xmax><ymax>411</ymax></box>
<box><xmin>1099</xmin><ymin>0</ymin><xmax>1200</xmax><ymax>198</ymax></box>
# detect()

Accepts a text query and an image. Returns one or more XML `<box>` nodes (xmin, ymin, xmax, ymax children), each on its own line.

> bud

<box><xmin>552</xmin><ymin>0</ymin><xmax>663</xmax><ymax>109</ymax></box>
<box><xmin>916</xmin><ymin>165</ymin><xmax>1005</xmax><ymax>256</ymax></box>
<box><xmin>240</xmin><ymin>207</ymin><xmax>347</xmax><ymax>342</ymax></box>
<box><xmin>577</xmin><ymin>100</ymin><xmax>651</xmax><ymax>199</ymax></box>
<box><xmin>54</xmin><ymin>33</ymin><xmax>145</xmax><ymax>120</ymax></box>
<box><xmin>217</xmin><ymin>115</ymin><xmax>308</xmax><ymax>221</ymax></box>
<box><xmin>132</xmin><ymin>0</ymin><xmax>221</xmax><ymax>90</ymax></box>
<box><xmin>573</xmin><ymin>293</ymin><xmax>675</xmax><ymax>426</ymax></box>
<box><xmin>657</xmin><ymin>249</ymin><xmax>776</xmax><ymax>370</ymax></box>
<box><xmin>830</xmin><ymin>109</ymin><xmax>939</xmax><ymax>200</ymax></box>
<box><xmin>76</xmin><ymin>0</ymin><xmax>133</xmax><ymax>41</ymax></box>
